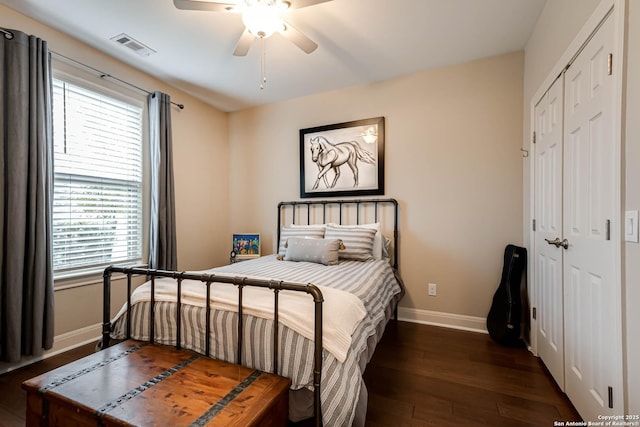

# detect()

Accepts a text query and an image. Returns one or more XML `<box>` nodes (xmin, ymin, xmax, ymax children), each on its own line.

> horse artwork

<box><xmin>309</xmin><ymin>136</ymin><xmax>376</xmax><ymax>190</ymax></box>
<box><xmin>299</xmin><ymin>116</ymin><xmax>385</xmax><ymax>198</ymax></box>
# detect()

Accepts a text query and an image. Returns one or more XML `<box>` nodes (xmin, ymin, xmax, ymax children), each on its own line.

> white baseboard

<box><xmin>48</xmin><ymin>323</ymin><xmax>102</xmax><ymax>356</ymax></box>
<box><xmin>397</xmin><ymin>307</ymin><xmax>488</xmax><ymax>334</ymax></box>
<box><xmin>0</xmin><ymin>323</ymin><xmax>101</xmax><ymax>375</ymax></box>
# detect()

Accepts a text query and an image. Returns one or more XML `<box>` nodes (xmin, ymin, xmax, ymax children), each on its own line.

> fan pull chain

<box><xmin>260</xmin><ymin>36</ymin><xmax>267</xmax><ymax>90</ymax></box>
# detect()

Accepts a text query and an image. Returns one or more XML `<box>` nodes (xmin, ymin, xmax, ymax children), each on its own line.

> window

<box><xmin>52</xmin><ymin>77</ymin><xmax>144</xmax><ymax>276</ymax></box>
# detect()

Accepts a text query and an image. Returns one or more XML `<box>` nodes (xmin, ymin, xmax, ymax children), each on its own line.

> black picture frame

<box><xmin>299</xmin><ymin>116</ymin><xmax>385</xmax><ymax>198</ymax></box>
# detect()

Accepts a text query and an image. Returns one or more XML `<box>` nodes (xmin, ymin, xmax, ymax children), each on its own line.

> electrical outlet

<box><xmin>428</xmin><ymin>283</ymin><xmax>437</xmax><ymax>296</ymax></box>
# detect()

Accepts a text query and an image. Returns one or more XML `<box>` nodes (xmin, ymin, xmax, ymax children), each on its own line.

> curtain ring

<box><xmin>1</xmin><ymin>29</ymin><xmax>14</xmax><ymax>40</ymax></box>
<box><xmin>520</xmin><ymin>148</ymin><xmax>529</xmax><ymax>158</ymax></box>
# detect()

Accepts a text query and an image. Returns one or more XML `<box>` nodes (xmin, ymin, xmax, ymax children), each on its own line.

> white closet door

<box><xmin>534</xmin><ymin>75</ymin><xmax>565</xmax><ymax>390</ymax></box>
<box><xmin>563</xmin><ymin>12</ymin><xmax>621</xmax><ymax>419</ymax></box>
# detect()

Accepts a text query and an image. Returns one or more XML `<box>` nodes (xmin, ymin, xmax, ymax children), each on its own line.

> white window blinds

<box><xmin>52</xmin><ymin>78</ymin><xmax>143</xmax><ymax>274</ymax></box>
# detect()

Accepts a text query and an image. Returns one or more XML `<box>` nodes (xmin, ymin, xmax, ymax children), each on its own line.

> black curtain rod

<box><xmin>51</xmin><ymin>51</ymin><xmax>185</xmax><ymax>110</ymax></box>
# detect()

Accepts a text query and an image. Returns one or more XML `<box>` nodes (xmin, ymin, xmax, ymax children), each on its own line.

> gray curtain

<box><xmin>0</xmin><ymin>29</ymin><xmax>55</xmax><ymax>363</ymax></box>
<box><xmin>148</xmin><ymin>91</ymin><xmax>177</xmax><ymax>270</ymax></box>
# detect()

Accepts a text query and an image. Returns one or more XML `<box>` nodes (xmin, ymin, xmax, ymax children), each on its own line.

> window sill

<box><xmin>54</xmin><ymin>262</ymin><xmax>147</xmax><ymax>291</ymax></box>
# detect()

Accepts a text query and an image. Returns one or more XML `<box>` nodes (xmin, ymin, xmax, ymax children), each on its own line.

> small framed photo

<box><xmin>300</xmin><ymin>116</ymin><xmax>385</xmax><ymax>198</ymax></box>
<box><xmin>232</xmin><ymin>233</ymin><xmax>261</xmax><ymax>259</ymax></box>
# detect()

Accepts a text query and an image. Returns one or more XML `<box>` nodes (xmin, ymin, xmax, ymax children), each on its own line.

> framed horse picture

<box><xmin>299</xmin><ymin>117</ymin><xmax>385</xmax><ymax>198</ymax></box>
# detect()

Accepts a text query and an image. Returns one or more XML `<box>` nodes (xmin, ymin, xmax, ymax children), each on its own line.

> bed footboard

<box><xmin>102</xmin><ymin>266</ymin><xmax>324</xmax><ymax>427</ymax></box>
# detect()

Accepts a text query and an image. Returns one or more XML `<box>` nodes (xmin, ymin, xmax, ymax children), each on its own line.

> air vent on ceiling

<box><xmin>110</xmin><ymin>33</ymin><xmax>156</xmax><ymax>57</ymax></box>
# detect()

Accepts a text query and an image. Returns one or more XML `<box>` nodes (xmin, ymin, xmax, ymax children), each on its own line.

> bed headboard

<box><xmin>277</xmin><ymin>198</ymin><xmax>399</xmax><ymax>270</ymax></box>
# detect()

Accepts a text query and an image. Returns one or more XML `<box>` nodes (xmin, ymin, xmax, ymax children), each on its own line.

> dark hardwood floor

<box><xmin>363</xmin><ymin>321</ymin><xmax>579</xmax><ymax>426</ymax></box>
<box><xmin>0</xmin><ymin>342</ymin><xmax>96</xmax><ymax>427</ymax></box>
<box><xmin>0</xmin><ymin>322</ymin><xmax>579</xmax><ymax>426</ymax></box>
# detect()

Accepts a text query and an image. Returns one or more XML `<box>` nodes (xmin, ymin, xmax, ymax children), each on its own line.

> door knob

<box><xmin>545</xmin><ymin>237</ymin><xmax>569</xmax><ymax>249</ymax></box>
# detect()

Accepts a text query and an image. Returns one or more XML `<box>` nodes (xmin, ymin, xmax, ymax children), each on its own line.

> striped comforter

<box><xmin>110</xmin><ymin>255</ymin><xmax>403</xmax><ymax>426</ymax></box>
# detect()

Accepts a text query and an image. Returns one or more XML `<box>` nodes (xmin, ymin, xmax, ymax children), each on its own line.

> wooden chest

<box><xmin>22</xmin><ymin>340</ymin><xmax>291</xmax><ymax>427</ymax></box>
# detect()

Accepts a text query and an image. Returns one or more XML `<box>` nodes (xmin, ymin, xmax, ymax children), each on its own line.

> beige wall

<box><xmin>228</xmin><ymin>51</ymin><xmax>524</xmax><ymax>320</ymax></box>
<box><xmin>523</xmin><ymin>0</ymin><xmax>638</xmax><ymax>413</ymax></box>
<box><xmin>0</xmin><ymin>5</ymin><xmax>229</xmax><ymax>344</ymax></box>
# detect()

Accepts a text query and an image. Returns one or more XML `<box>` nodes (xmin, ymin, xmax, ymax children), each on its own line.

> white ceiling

<box><xmin>0</xmin><ymin>0</ymin><xmax>546</xmax><ymax>112</ymax></box>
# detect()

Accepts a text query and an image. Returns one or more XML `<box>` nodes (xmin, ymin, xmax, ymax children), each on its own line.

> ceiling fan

<box><xmin>173</xmin><ymin>0</ymin><xmax>332</xmax><ymax>56</ymax></box>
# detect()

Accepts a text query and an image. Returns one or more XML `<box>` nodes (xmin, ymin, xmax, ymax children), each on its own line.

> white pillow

<box><xmin>278</xmin><ymin>226</ymin><xmax>325</xmax><ymax>256</ymax></box>
<box><xmin>289</xmin><ymin>223</ymin><xmax>326</xmax><ymax>230</ymax></box>
<box><xmin>324</xmin><ymin>224</ymin><xmax>376</xmax><ymax>261</ymax></box>
<box><xmin>382</xmin><ymin>235</ymin><xmax>392</xmax><ymax>260</ymax></box>
<box><xmin>327</xmin><ymin>222</ymin><xmax>383</xmax><ymax>260</ymax></box>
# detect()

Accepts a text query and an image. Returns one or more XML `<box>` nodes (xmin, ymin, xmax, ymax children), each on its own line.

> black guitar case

<box><xmin>487</xmin><ymin>244</ymin><xmax>527</xmax><ymax>346</ymax></box>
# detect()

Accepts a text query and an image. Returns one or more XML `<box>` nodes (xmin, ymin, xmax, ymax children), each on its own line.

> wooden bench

<box><xmin>22</xmin><ymin>340</ymin><xmax>291</xmax><ymax>427</ymax></box>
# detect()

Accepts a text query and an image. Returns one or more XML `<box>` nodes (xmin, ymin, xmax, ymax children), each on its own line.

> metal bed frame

<box><xmin>102</xmin><ymin>197</ymin><xmax>400</xmax><ymax>427</ymax></box>
<box><xmin>277</xmin><ymin>198</ymin><xmax>399</xmax><ymax>270</ymax></box>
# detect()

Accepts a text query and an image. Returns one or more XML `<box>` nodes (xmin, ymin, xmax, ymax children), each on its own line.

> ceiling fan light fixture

<box><xmin>242</xmin><ymin>0</ymin><xmax>285</xmax><ymax>38</ymax></box>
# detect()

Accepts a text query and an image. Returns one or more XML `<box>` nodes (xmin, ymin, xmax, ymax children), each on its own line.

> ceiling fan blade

<box><xmin>287</xmin><ymin>0</ymin><xmax>333</xmax><ymax>10</ymax></box>
<box><xmin>233</xmin><ymin>28</ymin><xmax>255</xmax><ymax>56</ymax></box>
<box><xmin>279</xmin><ymin>21</ymin><xmax>318</xmax><ymax>54</ymax></box>
<box><xmin>173</xmin><ymin>0</ymin><xmax>236</xmax><ymax>12</ymax></box>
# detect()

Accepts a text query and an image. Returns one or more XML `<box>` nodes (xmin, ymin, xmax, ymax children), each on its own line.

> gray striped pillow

<box><xmin>324</xmin><ymin>224</ymin><xmax>376</xmax><ymax>261</ymax></box>
<box><xmin>278</xmin><ymin>226</ymin><xmax>325</xmax><ymax>256</ymax></box>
